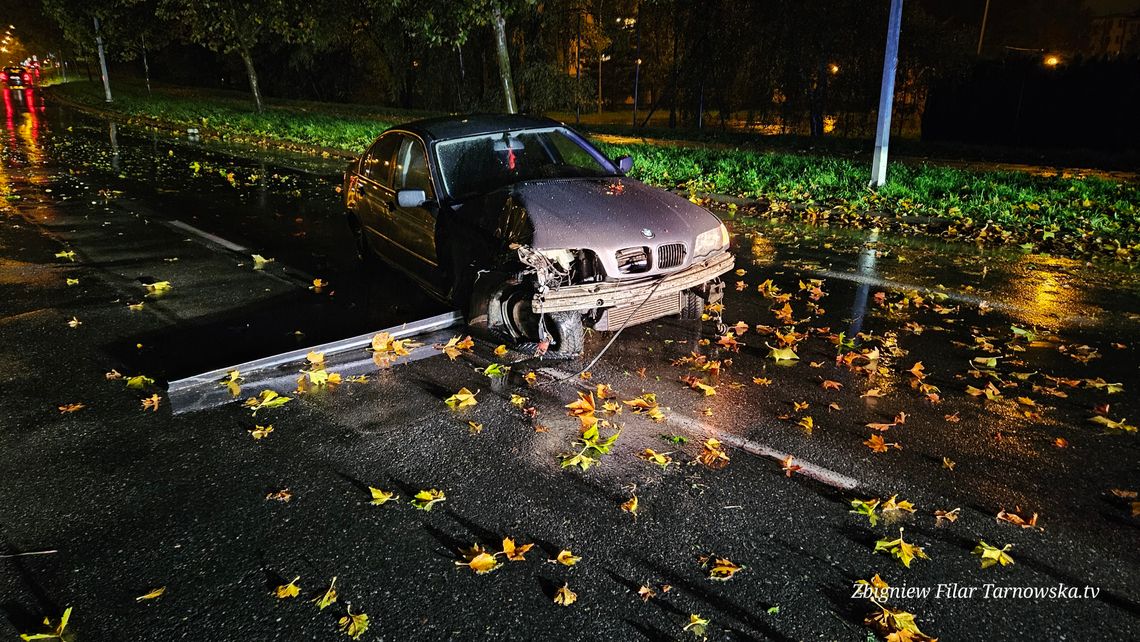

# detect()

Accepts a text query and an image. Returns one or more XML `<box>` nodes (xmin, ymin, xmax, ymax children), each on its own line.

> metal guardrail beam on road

<box><xmin>167</xmin><ymin>311</ymin><xmax>464</xmax><ymax>414</ymax></box>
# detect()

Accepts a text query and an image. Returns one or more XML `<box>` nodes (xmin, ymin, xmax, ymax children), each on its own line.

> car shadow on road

<box><xmin>0</xmin><ymin>535</ymin><xmax>62</xmax><ymax>635</ymax></box>
<box><xmin>420</xmin><ymin>523</ymin><xmax>469</xmax><ymax>562</ymax></box>
<box><xmin>445</xmin><ymin>510</ymin><xmax>507</xmax><ymax>551</ymax></box>
<box><xmin>0</xmin><ymin>601</ymin><xmax>46</xmax><ymax>640</ymax></box>
<box><xmin>622</xmin><ymin>617</ymin><xmax>675</xmax><ymax>642</ymax></box>
<box><xmin>603</xmin><ymin>569</ymin><xmax>686</xmax><ymax>618</ymax></box>
<box><xmin>332</xmin><ymin>470</ymin><xmax>373</xmax><ymax>496</ymax></box>
<box><xmin>636</xmin><ymin>556</ymin><xmax>795</xmax><ymax>642</ymax></box>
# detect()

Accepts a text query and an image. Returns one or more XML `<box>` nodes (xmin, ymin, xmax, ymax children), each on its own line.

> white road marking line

<box><xmin>812</xmin><ymin>268</ymin><xmax>1013</xmax><ymax>312</ymax></box>
<box><xmin>540</xmin><ymin>366</ymin><xmax>860</xmax><ymax>491</ymax></box>
<box><xmin>162</xmin><ymin>217</ymin><xmax>319</xmax><ymax>287</ymax></box>
<box><xmin>668</xmin><ymin>414</ymin><xmax>861</xmax><ymax>491</ymax></box>
<box><xmin>166</xmin><ymin>220</ymin><xmax>249</xmax><ymax>253</ymax></box>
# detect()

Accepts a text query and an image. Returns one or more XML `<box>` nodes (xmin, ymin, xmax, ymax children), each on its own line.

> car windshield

<box><xmin>434</xmin><ymin>127</ymin><xmax>615</xmax><ymax>200</ymax></box>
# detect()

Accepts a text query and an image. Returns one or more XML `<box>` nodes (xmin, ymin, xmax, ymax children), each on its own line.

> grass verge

<box><xmin>50</xmin><ymin>80</ymin><xmax>1140</xmax><ymax>263</ymax></box>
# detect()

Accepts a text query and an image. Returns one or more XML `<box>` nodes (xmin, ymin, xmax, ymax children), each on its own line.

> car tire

<box><xmin>467</xmin><ymin>272</ymin><xmax>584</xmax><ymax>358</ymax></box>
<box><xmin>680</xmin><ymin>290</ymin><xmax>703</xmax><ymax>320</ymax></box>
<box><xmin>544</xmin><ymin>311</ymin><xmax>585</xmax><ymax>357</ymax></box>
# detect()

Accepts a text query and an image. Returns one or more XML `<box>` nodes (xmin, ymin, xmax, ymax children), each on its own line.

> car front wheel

<box><xmin>468</xmin><ymin>272</ymin><xmax>584</xmax><ymax>358</ymax></box>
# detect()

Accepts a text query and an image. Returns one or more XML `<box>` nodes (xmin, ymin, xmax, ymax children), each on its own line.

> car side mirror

<box><xmin>396</xmin><ymin>188</ymin><xmax>428</xmax><ymax>208</ymax></box>
<box><xmin>616</xmin><ymin>155</ymin><xmax>634</xmax><ymax>174</ymax></box>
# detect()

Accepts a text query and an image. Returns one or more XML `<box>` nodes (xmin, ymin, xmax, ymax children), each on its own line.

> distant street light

<box><xmin>828</xmin><ymin>63</ymin><xmax>839</xmax><ymax>75</ymax></box>
<box><xmin>1043</xmin><ymin>54</ymin><xmax>1061</xmax><ymax>67</ymax></box>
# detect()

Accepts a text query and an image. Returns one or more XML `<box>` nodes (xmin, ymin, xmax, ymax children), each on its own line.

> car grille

<box><xmin>657</xmin><ymin>243</ymin><xmax>686</xmax><ymax>269</ymax></box>
<box><xmin>596</xmin><ymin>292</ymin><xmax>683</xmax><ymax>331</ymax></box>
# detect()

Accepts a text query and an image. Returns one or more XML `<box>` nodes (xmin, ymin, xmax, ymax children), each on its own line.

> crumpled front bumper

<box><xmin>531</xmin><ymin>251</ymin><xmax>734</xmax><ymax>315</ymax></box>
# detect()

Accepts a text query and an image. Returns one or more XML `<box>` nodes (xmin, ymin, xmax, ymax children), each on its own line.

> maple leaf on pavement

<box><xmin>274</xmin><ymin>577</ymin><xmax>301</xmax><ymax>599</ymax></box>
<box><xmin>456</xmin><ymin>544</ymin><xmax>500</xmax><ymax>574</ymax></box>
<box><xmin>553</xmin><ymin>583</ymin><xmax>577</xmax><ymax>606</ymax></box>
<box><xmin>444</xmin><ymin>388</ymin><xmax>478</xmax><ymax>409</ymax></box>
<box><xmin>338</xmin><ymin>604</ymin><xmax>370</xmax><ymax>640</ymax></box>
<box><xmin>312</xmin><ymin>577</ymin><xmax>338</xmax><ymax>610</ymax></box>
<box><xmin>874</xmin><ymin>529</ymin><xmax>929</xmax><ymax>568</ymax></box>
<box><xmin>501</xmin><ymin>537</ymin><xmax>534</xmax><ymax>562</ymax></box>
<box><xmin>973</xmin><ymin>541</ymin><xmax>1015</xmax><ymax>568</ymax></box>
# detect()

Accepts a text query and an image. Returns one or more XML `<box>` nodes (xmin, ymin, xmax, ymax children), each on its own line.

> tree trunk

<box><xmin>491</xmin><ymin>5</ymin><xmax>518</xmax><ymax>114</ymax></box>
<box><xmin>240</xmin><ymin>48</ymin><xmax>264</xmax><ymax>113</ymax></box>
<box><xmin>93</xmin><ymin>17</ymin><xmax>113</xmax><ymax>103</ymax></box>
<box><xmin>141</xmin><ymin>45</ymin><xmax>152</xmax><ymax>95</ymax></box>
<box><xmin>456</xmin><ymin>45</ymin><xmax>466</xmax><ymax>110</ymax></box>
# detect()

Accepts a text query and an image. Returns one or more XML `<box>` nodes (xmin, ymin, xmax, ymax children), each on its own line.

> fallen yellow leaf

<box><xmin>274</xmin><ymin>576</ymin><xmax>301</xmax><ymax>599</ymax></box>
<box><xmin>555</xmin><ymin>549</ymin><xmax>581</xmax><ymax>566</ymax></box>
<box><xmin>368</xmin><ymin>487</ymin><xmax>395</xmax><ymax>505</ymax></box>
<box><xmin>135</xmin><ymin>586</ymin><xmax>166</xmax><ymax>602</ymax></box>
<box><xmin>444</xmin><ymin>388</ymin><xmax>478</xmax><ymax>409</ymax></box>
<box><xmin>553</xmin><ymin>583</ymin><xmax>577</xmax><ymax>606</ymax></box>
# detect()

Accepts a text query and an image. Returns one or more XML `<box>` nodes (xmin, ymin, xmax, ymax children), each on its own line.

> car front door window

<box><xmin>395</xmin><ymin>136</ymin><xmax>434</xmax><ymax>198</ymax></box>
<box><xmin>363</xmin><ymin>135</ymin><xmax>400</xmax><ymax>186</ymax></box>
<box><xmin>390</xmin><ymin>135</ymin><xmax>439</xmax><ymax>271</ymax></box>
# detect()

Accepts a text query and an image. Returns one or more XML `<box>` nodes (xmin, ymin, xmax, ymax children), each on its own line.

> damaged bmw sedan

<box><xmin>343</xmin><ymin>114</ymin><xmax>734</xmax><ymax>355</ymax></box>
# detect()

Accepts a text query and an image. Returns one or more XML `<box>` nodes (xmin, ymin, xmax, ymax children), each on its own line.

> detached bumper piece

<box><xmin>532</xmin><ymin>251</ymin><xmax>734</xmax><ymax>330</ymax></box>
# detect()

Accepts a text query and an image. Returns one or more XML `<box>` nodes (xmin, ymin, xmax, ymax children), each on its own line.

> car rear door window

<box><xmin>395</xmin><ymin>136</ymin><xmax>434</xmax><ymax>198</ymax></box>
<box><xmin>362</xmin><ymin>134</ymin><xmax>400</xmax><ymax>186</ymax></box>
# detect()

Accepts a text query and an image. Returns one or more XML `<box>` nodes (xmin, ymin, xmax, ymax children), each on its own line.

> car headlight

<box><xmin>693</xmin><ymin>223</ymin><xmax>729</xmax><ymax>257</ymax></box>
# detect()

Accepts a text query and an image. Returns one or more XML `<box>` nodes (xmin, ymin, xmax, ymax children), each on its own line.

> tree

<box><xmin>156</xmin><ymin>0</ymin><xmax>315</xmax><ymax>112</ymax></box>
<box><xmin>42</xmin><ymin>0</ymin><xmax>140</xmax><ymax>101</ymax></box>
<box><xmin>398</xmin><ymin>0</ymin><xmax>538</xmax><ymax>113</ymax></box>
<box><xmin>112</xmin><ymin>1</ymin><xmax>172</xmax><ymax>93</ymax></box>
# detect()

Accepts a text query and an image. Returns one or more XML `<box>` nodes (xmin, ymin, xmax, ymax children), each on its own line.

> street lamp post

<box><xmin>575</xmin><ymin>9</ymin><xmax>581</xmax><ymax>124</ymax></box>
<box><xmin>977</xmin><ymin>0</ymin><xmax>991</xmax><ymax>56</ymax></box>
<box><xmin>633</xmin><ymin>58</ymin><xmax>641</xmax><ymax>128</ymax></box>
<box><xmin>869</xmin><ymin>0</ymin><xmax>903</xmax><ymax>188</ymax></box>
<box><xmin>597</xmin><ymin>0</ymin><xmax>603</xmax><ymax>114</ymax></box>
<box><xmin>632</xmin><ymin>10</ymin><xmax>640</xmax><ymax>128</ymax></box>
<box><xmin>598</xmin><ymin>54</ymin><xmax>604</xmax><ymax>114</ymax></box>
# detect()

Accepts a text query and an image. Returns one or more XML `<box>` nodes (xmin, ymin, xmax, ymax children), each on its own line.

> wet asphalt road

<box><xmin>1</xmin><ymin>89</ymin><xmax>1139</xmax><ymax>641</ymax></box>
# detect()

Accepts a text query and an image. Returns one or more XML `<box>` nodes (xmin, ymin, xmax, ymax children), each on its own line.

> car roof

<box><xmin>397</xmin><ymin>114</ymin><xmax>565</xmax><ymax>142</ymax></box>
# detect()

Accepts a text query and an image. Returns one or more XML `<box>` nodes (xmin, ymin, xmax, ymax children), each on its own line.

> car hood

<box><xmin>511</xmin><ymin>177</ymin><xmax>722</xmax><ymax>278</ymax></box>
